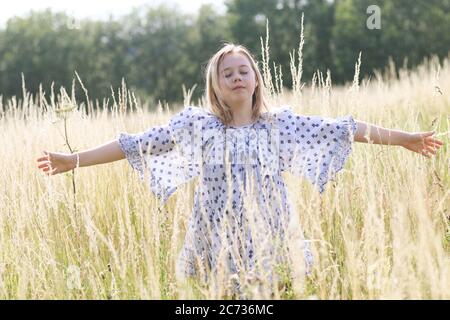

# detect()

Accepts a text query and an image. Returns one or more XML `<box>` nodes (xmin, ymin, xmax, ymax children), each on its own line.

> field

<box><xmin>0</xmin><ymin>47</ymin><xmax>449</xmax><ymax>299</ymax></box>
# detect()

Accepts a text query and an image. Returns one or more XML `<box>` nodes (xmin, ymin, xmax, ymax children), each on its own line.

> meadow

<box><xmin>0</xmin><ymin>36</ymin><xmax>449</xmax><ymax>299</ymax></box>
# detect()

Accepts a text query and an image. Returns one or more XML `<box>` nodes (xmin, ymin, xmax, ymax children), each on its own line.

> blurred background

<box><xmin>0</xmin><ymin>0</ymin><xmax>449</xmax><ymax>108</ymax></box>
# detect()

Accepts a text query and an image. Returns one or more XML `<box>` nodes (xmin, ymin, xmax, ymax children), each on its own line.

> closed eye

<box><xmin>225</xmin><ymin>72</ymin><xmax>248</xmax><ymax>78</ymax></box>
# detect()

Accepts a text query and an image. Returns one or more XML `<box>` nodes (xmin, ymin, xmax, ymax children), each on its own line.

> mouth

<box><xmin>233</xmin><ymin>86</ymin><xmax>245</xmax><ymax>90</ymax></box>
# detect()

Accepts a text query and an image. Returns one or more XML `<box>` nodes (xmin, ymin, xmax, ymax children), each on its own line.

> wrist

<box><xmin>394</xmin><ymin>131</ymin><xmax>410</xmax><ymax>147</ymax></box>
<box><xmin>69</xmin><ymin>153</ymin><xmax>79</xmax><ymax>169</ymax></box>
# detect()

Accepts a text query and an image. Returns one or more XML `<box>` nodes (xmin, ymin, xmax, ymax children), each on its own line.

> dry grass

<box><xmin>0</xmin><ymin>35</ymin><xmax>449</xmax><ymax>299</ymax></box>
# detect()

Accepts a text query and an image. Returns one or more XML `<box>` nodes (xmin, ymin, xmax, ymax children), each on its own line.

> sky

<box><xmin>0</xmin><ymin>0</ymin><xmax>226</xmax><ymax>26</ymax></box>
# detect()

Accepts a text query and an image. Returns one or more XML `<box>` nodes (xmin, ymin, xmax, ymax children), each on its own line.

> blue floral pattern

<box><xmin>117</xmin><ymin>105</ymin><xmax>357</xmax><ymax>284</ymax></box>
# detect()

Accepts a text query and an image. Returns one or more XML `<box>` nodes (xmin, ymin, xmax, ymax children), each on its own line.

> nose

<box><xmin>233</xmin><ymin>74</ymin><xmax>242</xmax><ymax>82</ymax></box>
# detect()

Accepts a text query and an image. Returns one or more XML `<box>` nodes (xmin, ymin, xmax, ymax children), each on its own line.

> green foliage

<box><xmin>332</xmin><ymin>0</ymin><xmax>450</xmax><ymax>82</ymax></box>
<box><xmin>0</xmin><ymin>1</ymin><xmax>449</xmax><ymax>106</ymax></box>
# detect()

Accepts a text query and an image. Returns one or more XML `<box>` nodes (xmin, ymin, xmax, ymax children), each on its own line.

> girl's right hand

<box><xmin>36</xmin><ymin>151</ymin><xmax>76</xmax><ymax>175</ymax></box>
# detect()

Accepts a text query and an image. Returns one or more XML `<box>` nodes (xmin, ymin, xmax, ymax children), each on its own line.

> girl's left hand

<box><xmin>401</xmin><ymin>131</ymin><xmax>444</xmax><ymax>158</ymax></box>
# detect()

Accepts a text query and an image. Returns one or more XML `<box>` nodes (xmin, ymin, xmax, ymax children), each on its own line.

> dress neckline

<box><xmin>227</xmin><ymin>122</ymin><xmax>255</xmax><ymax>129</ymax></box>
<box><xmin>226</xmin><ymin>117</ymin><xmax>262</xmax><ymax>129</ymax></box>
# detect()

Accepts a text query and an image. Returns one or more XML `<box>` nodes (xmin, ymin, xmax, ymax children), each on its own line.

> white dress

<box><xmin>117</xmin><ymin>105</ymin><xmax>356</xmax><ymax>284</ymax></box>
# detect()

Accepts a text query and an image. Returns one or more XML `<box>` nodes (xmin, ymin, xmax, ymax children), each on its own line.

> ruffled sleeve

<box><xmin>274</xmin><ymin>106</ymin><xmax>357</xmax><ymax>194</ymax></box>
<box><xmin>117</xmin><ymin>106</ymin><xmax>215</xmax><ymax>205</ymax></box>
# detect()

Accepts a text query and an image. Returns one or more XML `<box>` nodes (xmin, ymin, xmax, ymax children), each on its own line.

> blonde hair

<box><xmin>205</xmin><ymin>43</ymin><xmax>270</xmax><ymax>125</ymax></box>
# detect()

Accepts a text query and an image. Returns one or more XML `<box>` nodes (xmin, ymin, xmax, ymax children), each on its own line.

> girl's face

<box><xmin>218</xmin><ymin>52</ymin><xmax>258</xmax><ymax>109</ymax></box>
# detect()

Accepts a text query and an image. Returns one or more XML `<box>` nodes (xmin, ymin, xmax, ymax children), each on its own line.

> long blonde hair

<box><xmin>205</xmin><ymin>43</ymin><xmax>270</xmax><ymax>125</ymax></box>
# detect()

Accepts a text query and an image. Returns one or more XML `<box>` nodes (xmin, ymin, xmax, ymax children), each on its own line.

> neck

<box><xmin>228</xmin><ymin>100</ymin><xmax>253</xmax><ymax>126</ymax></box>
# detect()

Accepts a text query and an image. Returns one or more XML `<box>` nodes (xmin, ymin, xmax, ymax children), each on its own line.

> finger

<box><xmin>38</xmin><ymin>162</ymin><xmax>50</xmax><ymax>169</ymax></box>
<box><xmin>424</xmin><ymin>140</ymin><xmax>441</xmax><ymax>148</ymax></box>
<box><xmin>420</xmin><ymin>149</ymin><xmax>431</xmax><ymax>158</ymax></box>
<box><xmin>430</xmin><ymin>139</ymin><xmax>444</xmax><ymax>145</ymax></box>
<box><xmin>425</xmin><ymin>146</ymin><xmax>437</xmax><ymax>155</ymax></box>
<box><xmin>430</xmin><ymin>142</ymin><xmax>443</xmax><ymax>149</ymax></box>
<box><xmin>425</xmin><ymin>136</ymin><xmax>444</xmax><ymax>144</ymax></box>
<box><xmin>426</xmin><ymin>142</ymin><xmax>443</xmax><ymax>150</ymax></box>
<box><xmin>424</xmin><ymin>136</ymin><xmax>443</xmax><ymax>144</ymax></box>
<box><xmin>37</xmin><ymin>156</ymin><xmax>49</xmax><ymax>162</ymax></box>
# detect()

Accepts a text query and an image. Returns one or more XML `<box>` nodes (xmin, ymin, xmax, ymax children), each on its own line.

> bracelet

<box><xmin>75</xmin><ymin>153</ymin><xmax>80</xmax><ymax>169</ymax></box>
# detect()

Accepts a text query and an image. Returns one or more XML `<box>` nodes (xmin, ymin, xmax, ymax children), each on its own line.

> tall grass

<box><xmin>0</xmin><ymin>25</ymin><xmax>449</xmax><ymax>299</ymax></box>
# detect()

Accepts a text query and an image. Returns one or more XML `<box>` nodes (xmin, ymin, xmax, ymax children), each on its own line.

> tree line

<box><xmin>0</xmin><ymin>0</ymin><xmax>449</xmax><ymax>108</ymax></box>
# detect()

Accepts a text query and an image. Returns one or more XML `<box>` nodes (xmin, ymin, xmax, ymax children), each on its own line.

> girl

<box><xmin>37</xmin><ymin>43</ymin><xmax>444</xmax><ymax>296</ymax></box>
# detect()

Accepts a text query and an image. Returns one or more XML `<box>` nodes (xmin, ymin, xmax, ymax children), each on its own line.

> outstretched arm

<box><xmin>354</xmin><ymin>120</ymin><xmax>444</xmax><ymax>158</ymax></box>
<box><xmin>37</xmin><ymin>122</ymin><xmax>176</xmax><ymax>176</ymax></box>
<box><xmin>37</xmin><ymin>140</ymin><xmax>125</xmax><ymax>175</ymax></box>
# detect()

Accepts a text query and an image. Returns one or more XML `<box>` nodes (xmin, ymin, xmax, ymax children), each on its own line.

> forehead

<box><xmin>220</xmin><ymin>52</ymin><xmax>252</xmax><ymax>71</ymax></box>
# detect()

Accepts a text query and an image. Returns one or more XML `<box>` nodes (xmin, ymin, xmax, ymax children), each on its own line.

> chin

<box><xmin>230</xmin><ymin>94</ymin><xmax>250</xmax><ymax>101</ymax></box>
